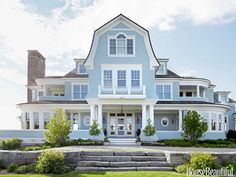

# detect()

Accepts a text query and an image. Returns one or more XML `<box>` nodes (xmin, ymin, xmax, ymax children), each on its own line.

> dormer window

<box><xmin>157</xmin><ymin>64</ymin><xmax>166</xmax><ymax>75</ymax></box>
<box><xmin>109</xmin><ymin>33</ymin><xmax>134</xmax><ymax>56</ymax></box>
<box><xmin>79</xmin><ymin>64</ymin><xmax>87</xmax><ymax>74</ymax></box>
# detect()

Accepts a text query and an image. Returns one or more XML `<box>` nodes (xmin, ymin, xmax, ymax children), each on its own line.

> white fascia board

<box><xmin>155</xmin><ymin>104</ymin><xmax>230</xmax><ymax>112</ymax></box>
<box><xmin>36</xmin><ymin>78</ymin><xmax>65</xmax><ymax>85</ymax></box>
<box><xmin>18</xmin><ymin>104</ymin><xmax>89</xmax><ymax>112</ymax></box>
<box><xmin>97</xmin><ymin>94</ymin><xmax>146</xmax><ymax>99</ymax></box>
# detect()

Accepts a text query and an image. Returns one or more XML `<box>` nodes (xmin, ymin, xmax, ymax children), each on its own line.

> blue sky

<box><xmin>0</xmin><ymin>0</ymin><xmax>236</xmax><ymax>129</ymax></box>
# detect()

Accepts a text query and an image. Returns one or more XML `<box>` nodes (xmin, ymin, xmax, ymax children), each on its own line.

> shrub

<box><xmin>176</xmin><ymin>153</ymin><xmax>217</xmax><ymax>174</ymax></box>
<box><xmin>0</xmin><ymin>160</ymin><xmax>5</xmax><ymax>169</ymax></box>
<box><xmin>0</xmin><ymin>138</ymin><xmax>22</xmax><ymax>150</ymax></box>
<box><xmin>176</xmin><ymin>163</ymin><xmax>190</xmax><ymax>173</ymax></box>
<box><xmin>16</xmin><ymin>164</ymin><xmax>36</xmax><ymax>174</ymax></box>
<box><xmin>182</xmin><ymin>111</ymin><xmax>208</xmax><ymax>142</ymax></box>
<box><xmin>227</xmin><ymin>130</ymin><xmax>236</xmax><ymax>140</ymax></box>
<box><xmin>143</xmin><ymin>119</ymin><xmax>156</xmax><ymax>142</ymax></box>
<box><xmin>189</xmin><ymin>153</ymin><xmax>217</xmax><ymax>170</ymax></box>
<box><xmin>22</xmin><ymin>145</ymin><xmax>50</xmax><ymax>151</ymax></box>
<box><xmin>224</xmin><ymin>162</ymin><xmax>236</xmax><ymax>173</ymax></box>
<box><xmin>89</xmin><ymin>120</ymin><xmax>101</xmax><ymax>141</ymax></box>
<box><xmin>7</xmin><ymin>163</ymin><xmax>18</xmax><ymax>173</ymax></box>
<box><xmin>45</xmin><ymin>108</ymin><xmax>71</xmax><ymax>147</ymax></box>
<box><xmin>36</xmin><ymin>150</ymin><xmax>70</xmax><ymax>174</ymax></box>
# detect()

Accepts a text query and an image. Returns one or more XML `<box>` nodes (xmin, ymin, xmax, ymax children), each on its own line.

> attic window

<box><xmin>109</xmin><ymin>33</ymin><xmax>134</xmax><ymax>56</ymax></box>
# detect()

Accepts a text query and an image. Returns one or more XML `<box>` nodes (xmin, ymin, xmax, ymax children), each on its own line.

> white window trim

<box><xmin>107</xmin><ymin>33</ymin><xmax>136</xmax><ymax>57</ymax></box>
<box><xmin>156</xmin><ymin>83</ymin><xmax>173</xmax><ymax>100</ymax></box>
<box><xmin>71</xmin><ymin>83</ymin><xmax>89</xmax><ymax>100</ymax></box>
<box><xmin>101</xmin><ymin>64</ymin><xmax>142</xmax><ymax>91</ymax></box>
<box><xmin>156</xmin><ymin>63</ymin><xmax>167</xmax><ymax>75</ymax></box>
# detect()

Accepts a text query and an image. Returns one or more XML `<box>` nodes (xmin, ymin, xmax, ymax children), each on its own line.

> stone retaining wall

<box><xmin>165</xmin><ymin>152</ymin><xmax>236</xmax><ymax>166</ymax></box>
<box><xmin>0</xmin><ymin>150</ymin><xmax>80</xmax><ymax>167</ymax></box>
<box><xmin>1</xmin><ymin>150</ymin><xmax>236</xmax><ymax>168</ymax></box>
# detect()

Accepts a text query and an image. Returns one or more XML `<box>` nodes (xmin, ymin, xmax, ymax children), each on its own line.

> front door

<box><xmin>108</xmin><ymin>113</ymin><xmax>135</xmax><ymax>137</ymax></box>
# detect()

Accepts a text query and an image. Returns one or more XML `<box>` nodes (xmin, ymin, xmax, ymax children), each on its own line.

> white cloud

<box><xmin>0</xmin><ymin>0</ymin><xmax>236</xmax><ymax>76</ymax></box>
<box><xmin>175</xmin><ymin>67</ymin><xmax>198</xmax><ymax>77</ymax></box>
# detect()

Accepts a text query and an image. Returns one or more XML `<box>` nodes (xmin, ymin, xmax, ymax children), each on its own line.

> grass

<box><xmin>0</xmin><ymin>171</ymin><xmax>217</xmax><ymax>177</ymax></box>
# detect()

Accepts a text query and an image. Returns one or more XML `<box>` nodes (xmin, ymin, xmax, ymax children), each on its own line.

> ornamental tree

<box><xmin>45</xmin><ymin>108</ymin><xmax>71</xmax><ymax>147</ymax></box>
<box><xmin>143</xmin><ymin>119</ymin><xmax>156</xmax><ymax>142</ymax></box>
<box><xmin>89</xmin><ymin>119</ymin><xmax>101</xmax><ymax>141</ymax></box>
<box><xmin>182</xmin><ymin>111</ymin><xmax>208</xmax><ymax>142</ymax></box>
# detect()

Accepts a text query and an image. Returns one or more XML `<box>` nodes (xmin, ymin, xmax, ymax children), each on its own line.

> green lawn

<box><xmin>0</xmin><ymin>171</ymin><xmax>216</xmax><ymax>177</ymax></box>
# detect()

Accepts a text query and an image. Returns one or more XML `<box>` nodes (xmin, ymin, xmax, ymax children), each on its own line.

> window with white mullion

<box><xmin>156</xmin><ymin>84</ymin><xmax>171</xmax><ymax>100</ymax></box>
<box><xmin>117</xmin><ymin>35</ymin><xmax>126</xmax><ymax>54</ymax></box>
<box><xmin>79</xmin><ymin>64</ymin><xmax>87</xmax><ymax>74</ymax></box>
<box><xmin>127</xmin><ymin>39</ymin><xmax>133</xmax><ymax>55</ymax></box>
<box><xmin>156</xmin><ymin>85</ymin><xmax>164</xmax><ymax>99</ymax></box>
<box><xmin>73</xmin><ymin>84</ymin><xmax>88</xmax><ymax>99</ymax></box>
<box><xmin>131</xmin><ymin>70</ymin><xmax>140</xmax><ymax>88</ymax></box>
<box><xmin>81</xmin><ymin>85</ymin><xmax>88</xmax><ymax>99</ymax></box>
<box><xmin>117</xmin><ymin>70</ymin><xmax>126</xmax><ymax>88</ymax></box>
<box><xmin>103</xmin><ymin>70</ymin><xmax>112</xmax><ymax>88</ymax></box>
<box><xmin>109</xmin><ymin>39</ymin><xmax>116</xmax><ymax>55</ymax></box>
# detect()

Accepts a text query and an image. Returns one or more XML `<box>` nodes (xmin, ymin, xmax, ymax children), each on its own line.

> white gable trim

<box><xmin>84</xmin><ymin>14</ymin><xmax>159</xmax><ymax>70</ymax></box>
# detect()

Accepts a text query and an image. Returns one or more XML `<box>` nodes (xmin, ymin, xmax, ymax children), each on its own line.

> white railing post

<box><xmin>128</xmin><ymin>86</ymin><xmax>131</xmax><ymax>94</ymax></box>
<box><xmin>113</xmin><ymin>86</ymin><xmax>116</xmax><ymax>94</ymax></box>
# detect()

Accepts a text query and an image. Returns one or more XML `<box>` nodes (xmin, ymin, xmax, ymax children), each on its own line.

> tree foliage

<box><xmin>182</xmin><ymin>111</ymin><xmax>208</xmax><ymax>142</ymax></box>
<box><xmin>143</xmin><ymin>119</ymin><xmax>156</xmax><ymax>142</ymax></box>
<box><xmin>89</xmin><ymin>119</ymin><xmax>101</xmax><ymax>140</ymax></box>
<box><xmin>45</xmin><ymin>108</ymin><xmax>71</xmax><ymax>147</ymax></box>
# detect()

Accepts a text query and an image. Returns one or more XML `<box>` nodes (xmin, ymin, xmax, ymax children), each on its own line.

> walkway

<box><xmin>54</xmin><ymin>145</ymin><xmax>236</xmax><ymax>153</ymax></box>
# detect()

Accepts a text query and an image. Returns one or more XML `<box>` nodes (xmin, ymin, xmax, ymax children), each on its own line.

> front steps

<box><xmin>108</xmin><ymin>138</ymin><xmax>137</xmax><ymax>145</ymax></box>
<box><xmin>75</xmin><ymin>151</ymin><xmax>173</xmax><ymax>171</ymax></box>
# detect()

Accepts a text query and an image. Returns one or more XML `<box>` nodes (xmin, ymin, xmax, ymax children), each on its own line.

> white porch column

<box><xmin>178</xmin><ymin>110</ymin><xmax>183</xmax><ymax>131</ymax></box>
<box><xmin>90</xmin><ymin>104</ymin><xmax>95</xmax><ymax>125</ymax></box>
<box><xmin>29</xmin><ymin>112</ymin><xmax>34</xmax><ymax>130</ymax></box>
<box><xmin>208</xmin><ymin>113</ymin><xmax>211</xmax><ymax>131</ymax></box>
<box><xmin>98</xmin><ymin>104</ymin><xmax>103</xmax><ymax>129</ymax></box>
<box><xmin>142</xmin><ymin>104</ymin><xmax>147</xmax><ymax>129</ymax></box>
<box><xmin>197</xmin><ymin>85</ymin><xmax>200</xmax><ymax>97</ymax></box>
<box><xmin>39</xmin><ymin>112</ymin><xmax>44</xmax><ymax>130</ymax></box>
<box><xmin>149</xmin><ymin>105</ymin><xmax>154</xmax><ymax>124</ymax></box>
<box><xmin>221</xmin><ymin>114</ymin><xmax>224</xmax><ymax>132</ymax></box>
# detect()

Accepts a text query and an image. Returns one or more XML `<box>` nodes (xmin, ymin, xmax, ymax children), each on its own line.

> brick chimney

<box><xmin>27</xmin><ymin>50</ymin><xmax>46</xmax><ymax>102</ymax></box>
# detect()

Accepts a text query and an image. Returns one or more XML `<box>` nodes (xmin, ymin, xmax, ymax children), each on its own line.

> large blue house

<box><xmin>13</xmin><ymin>14</ymin><xmax>236</xmax><ymax>143</ymax></box>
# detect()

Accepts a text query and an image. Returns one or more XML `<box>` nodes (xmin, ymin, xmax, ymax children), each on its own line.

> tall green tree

<box><xmin>45</xmin><ymin>108</ymin><xmax>71</xmax><ymax>147</ymax></box>
<box><xmin>182</xmin><ymin>111</ymin><xmax>208</xmax><ymax>142</ymax></box>
<box><xmin>89</xmin><ymin>119</ymin><xmax>101</xmax><ymax>141</ymax></box>
<box><xmin>143</xmin><ymin>119</ymin><xmax>156</xmax><ymax>142</ymax></box>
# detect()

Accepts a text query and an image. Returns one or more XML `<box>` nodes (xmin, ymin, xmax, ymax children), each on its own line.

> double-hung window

<box><xmin>103</xmin><ymin>70</ymin><xmax>112</xmax><ymax>88</ymax></box>
<box><xmin>73</xmin><ymin>84</ymin><xmax>88</xmax><ymax>99</ymax></box>
<box><xmin>131</xmin><ymin>70</ymin><xmax>140</xmax><ymax>88</ymax></box>
<box><xmin>156</xmin><ymin>84</ymin><xmax>171</xmax><ymax>100</ymax></box>
<box><xmin>117</xmin><ymin>70</ymin><xmax>126</xmax><ymax>88</ymax></box>
<box><xmin>109</xmin><ymin>33</ymin><xmax>134</xmax><ymax>56</ymax></box>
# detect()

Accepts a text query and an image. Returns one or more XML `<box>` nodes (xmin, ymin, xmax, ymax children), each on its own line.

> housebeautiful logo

<box><xmin>187</xmin><ymin>167</ymin><xmax>234</xmax><ymax>176</ymax></box>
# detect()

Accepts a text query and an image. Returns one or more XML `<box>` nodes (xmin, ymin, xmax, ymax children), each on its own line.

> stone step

<box><xmin>77</xmin><ymin>161</ymin><xmax>171</xmax><ymax>167</ymax></box>
<box><xmin>75</xmin><ymin>166</ymin><xmax>173</xmax><ymax>171</ymax></box>
<box><xmin>79</xmin><ymin>156</ymin><xmax>167</xmax><ymax>162</ymax></box>
<box><xmin>80</xmin><ymin>151</ymin><xmax>166</xmax><ymax>157</ymax></box>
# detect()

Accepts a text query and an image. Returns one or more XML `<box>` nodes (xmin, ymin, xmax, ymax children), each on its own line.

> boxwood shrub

<box><xmin>0</xmin><ymin>138</ymin><xmax>22</xmax><ymax>150</ymax></box>
<box><xmin>36</xmin><ymin>150</ymin><xmax>71</xmax><ymax>174</ymax></box>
